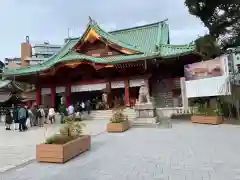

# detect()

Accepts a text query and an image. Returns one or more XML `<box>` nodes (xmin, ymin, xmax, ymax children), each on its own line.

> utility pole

<box><xmin>67</xmin><ymin>28</ymin><xmax>70</xmax><ymax>39</ymax></box>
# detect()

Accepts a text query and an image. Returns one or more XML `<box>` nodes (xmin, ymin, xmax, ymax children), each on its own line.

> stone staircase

<box><xmin>85</xmin><ymin>108</ymin><xmax>160</xmax><ymax>127</ymax></box>
<box><xmin>83</xmin><ymin>108</ymin><xmax>136</xmax><ymax>121</ymax></box>
<box><xmin>123</xmin><ymin>108</ymin><xmax>136</xmax><ymax>121</ymax></box>
<box><xmin>132</xmin><ymin>118</ymin><xmax>160</xmax><ymax>127</ymax></box>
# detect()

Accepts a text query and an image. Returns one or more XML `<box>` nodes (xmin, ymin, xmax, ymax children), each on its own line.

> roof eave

<box><xmin>161</xmin><ymin>51</ymin><xmax>201</xmax><ymax>59</ymax></box>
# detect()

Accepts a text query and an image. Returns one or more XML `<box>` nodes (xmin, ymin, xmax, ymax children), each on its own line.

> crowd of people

<box><xmin>3</xmin><ymin>93</ymin><xmax>119</xmax><ymax>131</ymax></box>
<box><xmin>4</xmin><ymin>104</ymin><xmax>56</xmax><ymax>131</ymax></box>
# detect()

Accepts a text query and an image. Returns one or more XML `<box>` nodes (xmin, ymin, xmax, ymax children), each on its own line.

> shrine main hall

<box><xmin>3</xmin><ymin>18</ymin><xmax>201</xmax><ymax>112</ymax></box>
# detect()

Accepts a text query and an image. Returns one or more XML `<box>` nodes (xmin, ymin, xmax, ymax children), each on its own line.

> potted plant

<box><xmin>36</xmin><ymin>116</ymin><xmax>90</xmax><ymax>163</ymax></box>
<box><xmin>106</xmin><ymin>108</ymin><xmax>130</xmax><ymax>132</ymax></box>
<box><xmin>191</xmin><ymin>102</ymin><xmax>224</xmax><ymax>125</ymax></box>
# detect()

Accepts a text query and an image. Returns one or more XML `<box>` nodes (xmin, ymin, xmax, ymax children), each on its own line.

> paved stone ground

<box><xmin>0</xmin><ymin>119</ymin><xmax>108</xmax><ymax>173</ymax></box>
<box><xmin>1</xmin><ymin>122</ymin><xmax>240</xmax><ymax>180</ymax></box>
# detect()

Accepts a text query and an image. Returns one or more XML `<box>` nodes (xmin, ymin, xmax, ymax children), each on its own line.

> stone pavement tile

<box><xmin>168</xmin><ymin>174</ymin><xmax>185</xmax><ymax>180</ymax></box>
<box><xmin>2</xmin><ymin>123</ymin><xmax>240</xmax><ymax>179</ymax></box>
<box><xmin>0</xmin><ymin>120</ymin><xmax>108</xmax><ymax>173</ymax></box>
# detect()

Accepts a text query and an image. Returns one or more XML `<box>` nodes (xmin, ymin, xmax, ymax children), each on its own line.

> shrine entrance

<box><xmin>129</xmin><ymin>87</ymin><xmax>140</xmax><ymax>107</ymax></box>
<box><xmin>111</xmin><ymin>88</ymin><xmax>125</xmax><ymax>107</ymax></box>
<box><xmin>70</xmin><ymin>91</ymin><xmax>103</xmax><ymax>110</ymax></box>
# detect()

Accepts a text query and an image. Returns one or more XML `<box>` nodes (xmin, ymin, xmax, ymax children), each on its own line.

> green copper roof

<box><xmin>109</xmin><ymin>21</ymin><xmax>169</xmax><ymax>52</ymax></box>
<box><xmin>59</xmin><ymin>51</ymin><xmax>159</xmax><ymax>64</ymax></box>
<box><xmin>4</xmin><ymin>52</ymin><xmax>160</xmax><ymax>76</ymax></box>
<box><xmin>0</xmin><ymin>80</ymin><xmax>23</xmax><ymax>91</ymax></box>
<box><xmin>3</xmin><ymin>18</ymin><xmax>198</xmax><ymax>77</ymax></box>
<box><xmin>0</xmin><ymin>80</ymin><xmax>11</xmax><ymax>89</ymax></box>
<box><xmin>82</xmin><ymin>20</ymin><xmax>143</xmax><ymax>53</ymax></box>
<box><xmin>160</xmin><ymin>44</ymin><xmax>196</xmax><ymax>57</ymax></box>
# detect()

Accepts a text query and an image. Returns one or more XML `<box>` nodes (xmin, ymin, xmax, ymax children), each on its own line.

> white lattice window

<box><xmin>129</xmin><ymin>79</ymin><xmax>146</xmax><ymax>87</ymax></box>
<box><xmin>41</xmin><ymin>88</ymin><xmax>51</xmax><ymax>95</ymax></box>
<box><xmin>56</xmin><ymin>86</ymin><xmax>65</xmax><ymax>93</ymax></box>
<box><xmin>71</xmin><ymin>83</ymin><xmax>106</xmax><ymax>92</ymax></box>
<box><xmin>111</xmin><ymin>81</ymin><xmax>124</xmax><ymax>89</ymax></box>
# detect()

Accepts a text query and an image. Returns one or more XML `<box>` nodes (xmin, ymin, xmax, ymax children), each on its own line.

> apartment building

<box><xmin>5</xmin><ymin>36</ymin><xmax>62</xmax><ymax>68</ymax></box>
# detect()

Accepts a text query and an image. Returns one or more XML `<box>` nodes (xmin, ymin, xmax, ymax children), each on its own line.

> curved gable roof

<box><xmin>3</xmin><ymin>18</ymin><xmax>198</xmax><ymax>77</ymax></box>
<box><xmin>110</xmin><ymin>20</ymin><xmax>169</xmax><ymax>52</ymax></box>
<box><xmin>72</xmin><ymin>19</ymin><xmax>143</xmax><ymax>53</ymax></box>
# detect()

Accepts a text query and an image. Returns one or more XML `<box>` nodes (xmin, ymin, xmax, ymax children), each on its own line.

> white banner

<box><xmin>185</xmin><ymin>76</ymin><xmax>231</xmax><ymax>98</ymax></box>
<box><xmin>185</xmin><ymin>55</ymin><xmax>231</xmax><ymax>98</ymax></box>
<box><xmin>111</xmin><ymin>81</ymin><xmax>124</xmax><ymax>89</ymax></box>
<box><xmin>71</xmin><ymin>83</ymin><xmax>106</xmax><ymax>92</ymax></box>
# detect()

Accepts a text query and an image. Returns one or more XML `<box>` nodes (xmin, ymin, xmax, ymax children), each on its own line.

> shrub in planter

<box><xmin>36</xmin><ymin>116</ymin><xmax>90</xmax><ymax>163</ymax></box>
<box><xmin>106</xmin><ymin>108</ymin><xmax>129</xmax><ymax>132</ymax></box>
<box><xmin>191</xmin><ymin>103</ymin><xmax>224</xmax><ymax>125</ymax></box>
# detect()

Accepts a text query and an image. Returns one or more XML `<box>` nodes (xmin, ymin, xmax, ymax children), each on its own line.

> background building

<box><xmin>5</xmin><ymin>36</ymin><xmax>62</xmax><ymax>68</ymax></box>
<box><xmin>4</xmin><ymin>58</ymin><xmax>20</xmax><ymax>67</ymax></box>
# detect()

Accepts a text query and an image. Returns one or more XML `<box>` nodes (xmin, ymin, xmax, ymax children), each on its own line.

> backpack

<box><xmin>37</xmin><ymin>109</ymin><xmax>42</xmax><ymax>118</ymax></box>
<box><xmin>25</xmin><ymin>108</ymin><xmax>29</xmax><ymax>119</ymax></box>
<box><xmin>40</xmin><ymin>109</ymin><xmax>45</xmax><ymax>117</ymax></box>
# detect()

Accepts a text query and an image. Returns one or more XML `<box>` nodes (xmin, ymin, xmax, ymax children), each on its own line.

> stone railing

<box><xmin>156</xmin><ymin>107</ymin><xmax>195</xmax><ymax>118</ymax></box>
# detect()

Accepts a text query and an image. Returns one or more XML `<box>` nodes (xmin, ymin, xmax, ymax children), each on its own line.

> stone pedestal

<box><xmin>133</xmin><ymin>103</ymin><xmax>158</xmax><ymax>125</ymax></box>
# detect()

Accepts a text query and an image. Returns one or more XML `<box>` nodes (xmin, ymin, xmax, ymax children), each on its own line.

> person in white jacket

<box><xmin>48</xmin><ymin>107</ymin><xmax>55</xmax><ymax>124</ymax></box>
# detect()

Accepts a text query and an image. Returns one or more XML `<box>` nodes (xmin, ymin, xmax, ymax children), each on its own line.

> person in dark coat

<box><xmin>18</xmin><ymin>105</ymin><xmax>28</xmax><ymax>132</ymax></box>
<box><xmin>23</xmin><ymin>105</ymin><xmax>29</xmax><ymax>130</ymax></box>
<box><xmin>13</xmin><ymin>105</ymin><xmax>19</xmax><ymax>130</ymax></box>
<box><xmin>5</xmin><ymin>109</ymin><xmax>13</xmax><ymax>130</ymax></box>
<box><xmin>31</xmin><ymin>105</ymin><xmax>37</xmax><ymax>126</ymax></box>
<box><xmin>85</xmin><ymin>100</ymin><xmax>91</xmax><ymax>114</ymax></box>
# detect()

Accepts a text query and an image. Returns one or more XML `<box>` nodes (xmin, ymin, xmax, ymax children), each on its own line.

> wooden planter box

<box><xmin>36</xmin><ymin>135</ymin><xmax>91</xmax><ymax>163</ymax></box>
<box><xmin>107</xmin><ymin>121</ymin><xmax>129</xmax><ymax>132</ymax></box>
<box><xmin>191</xmin><ymin>115</ymin><xmax>223</xmax><ymax>125</ymax></box>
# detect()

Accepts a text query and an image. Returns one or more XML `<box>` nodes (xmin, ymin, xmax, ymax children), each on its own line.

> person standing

<box><xmin>81</xmin><ymin>101</ymin><xmax>85</xmax><ymax>113</ymax></box>
<box><xmin>48</xmin><ymin>107</ymin><xmax>55</xmax><ymax>124</ymax></box>
<box><xmin>5</xmin><ymin>109</ymin><xmax>13</xmax><ymax>130</ymax></box>
<box><xmin>102</xmin><ymin>92</ymin><xmax>108</xmax><ymax>110</ymax></box>
<box><xmin>31</xmin><ymin>105</ymin><xmax>37</xmax><ymax>126</ymax></box>
<box><xmin>27</xmin><ymin>106</ymin><xmax>33</xmax><ymax>127</ymax></box>
<box><xmin>13</xmin><ymin>105</ymin><xmax>19</xmax><ymax>130</ymax></box>
<box><xmin>38</xmin><ymin>105</ymin><xmax>45</xmax><ymax>127</ymax></box>
<box><xmin>44</xmin><ymin>106</ymin><xmax>48</xmax><ymax>124</ymax></box>
<box><xmin>67</xmin><ymin>104</ymin><xmax>75</xmax><ymax>119</ymax></box>
<box><xmin>23</xmin><ymin>105</ymin><xmax>29</xmax><ymax>130</ymax></box>
<box><xmin>75</xmin><ymin>102</ymin><xmax>80</xmax><ymax>113</ymax></box>
<box><xmin>85</xmin><ymin>100</ymin><xmax>91</xmax><ymax>115</ymax></box>
<box><xmin>18</xmin><ymin>105</ymin><xmax>27</xmax><ymax>132</ymax></box>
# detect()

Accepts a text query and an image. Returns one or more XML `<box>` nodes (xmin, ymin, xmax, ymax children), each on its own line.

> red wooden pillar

<box><xmin>171</xmin><ymin>78</ymin><xmax>175</xmax><ymax>99</ymax></box>
<box><xmin>106</xmin><ymin>80</ymin><xmax>112</xmax><ymax>108</ymax></box>
<box><xmin>124</xmin><ymin>79</ymin><xmax>130</xmax><ymax>107</ymax></box>
<box><xmin>50</xmin><ymin>86</ymin><xmax>55</xmax><ymax>108</ymax></box>
<box><xmin>65</xmin><ymin>85</ymin><xmax>71</xmax><ymax>107</ymax></box>
<box><xmin>36</xmin><ymin>88</ymin><xmax>41</xmax><ymax>105</ymax></box>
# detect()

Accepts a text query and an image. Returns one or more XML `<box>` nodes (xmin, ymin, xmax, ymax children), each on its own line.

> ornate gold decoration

<box><xmin>84</xmin><ymin>29</ymin><xmax>100</xmax><ymax>41</ymax></box>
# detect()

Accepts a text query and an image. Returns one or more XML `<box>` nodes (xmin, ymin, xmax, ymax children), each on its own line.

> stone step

<box><xmin>133</xmin><ymin>117</ymin><xmax>157</xmax><ymax>123</ymax></box>
<box><xmin>131</xmin><ymin>122</ymin><xmax>161</xmax><ymax>128</ymax></box>
<box><xmin>80</xmin><ymin>109</ymin><xmax>137</xmax><ymax>121</ymax></box>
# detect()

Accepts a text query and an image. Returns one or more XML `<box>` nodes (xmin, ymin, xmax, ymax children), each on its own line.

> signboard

<box><xmin>184</xmin><ymin>55</ymin><xmax>231</xmax><ymax>98</ymax></box>
<box><xmin>184</xmin><ymin>57</ymin><xmax>227</xmax><ymax>81</ymax></box>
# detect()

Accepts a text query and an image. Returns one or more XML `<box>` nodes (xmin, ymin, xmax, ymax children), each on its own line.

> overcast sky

<box><xmin>0</xmin><ymin>0</ymin><xmax>208</xmax><ymax>61</ymax></box>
